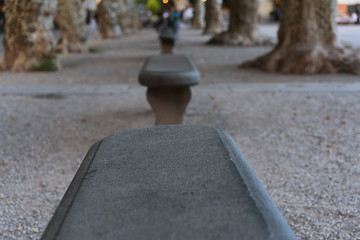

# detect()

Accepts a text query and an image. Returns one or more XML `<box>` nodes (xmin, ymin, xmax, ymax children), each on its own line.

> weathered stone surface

<box><xmin>146</xmin><ymin>87</ymin><xmax>191</xmax><ymax>125</ymax></box>
<box><xmin>139</xmin><ymin>55</ymin><xmax>200</xmax><ymax>124</ymax></box>
<box><xmin>97</xmin><ymin>0</ymin><xmax>120</xmax><ymax>39</ymax></box>
<box><xmin>56</xmin><ymin>0</ymin><xmax>88</xmax><ymax>53</ymax></box>
<box><xmin>158</xmin><ymin>27</ymin><xmax>178</xmax><ymax>53</ymax></box>
<box><xmin>0</xmin><ymin>0</ymin><xmax>58</xmax><ymax>71</ymax></box>
<box><xmin>138</xmin><ymin>55</ymin><xmax>200</xmax><ymax>87</ymax></box>
<box><xmin>241</xmin><ymin>0</ymin><xmax>360</xmax><ymax>75</ymax></box>
<box><xmin>41</xmin><ymin>125</ymin><xmax>296</xmax><ymax>240</ymax></box>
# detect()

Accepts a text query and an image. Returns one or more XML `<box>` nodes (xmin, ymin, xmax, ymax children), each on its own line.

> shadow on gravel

<box><xmin>62</xmin><ymin>56</ymin><xmax>147</xmax><ymax>69</ymax></box>
<box><xmin>32</xmin><ymin>94</ymin><xmax>66</xmax><ymax>99</ymax></box>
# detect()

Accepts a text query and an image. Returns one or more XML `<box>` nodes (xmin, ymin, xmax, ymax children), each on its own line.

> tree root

<box><xmin>207</xmin><ymin>31</ymin><xmax>274</xmax><ymax>46</ymax></box>
<box><xmin>240</xmin><ymin>43</ymin><xmax>360</xmax><ymax>75</ymax></box>
<box><xmin>56</xmin><ymin>38</ymin><xmax>87</xmax><ymax>54</ymax></box>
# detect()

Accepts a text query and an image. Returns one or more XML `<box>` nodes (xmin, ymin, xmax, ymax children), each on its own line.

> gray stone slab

<box><xmin>138</xmin><ymin>55</ymin><xmax>201</xmax><ymax>87</ymax></box>
<box><xmin>159</xmin><ymin>27</ymin><xmax>178</xmax><ymax>41</ymax></box>
<box><xmin>41</xmin><ymin>125</ymin><xmax>296</xmax><ymax>240</ymax></box>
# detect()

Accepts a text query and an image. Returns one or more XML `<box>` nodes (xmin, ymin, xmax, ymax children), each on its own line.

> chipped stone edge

<box><xmin>217</xmin><ymin>129</ymin><xmax>297</xmax><ymax>240</ymax></box>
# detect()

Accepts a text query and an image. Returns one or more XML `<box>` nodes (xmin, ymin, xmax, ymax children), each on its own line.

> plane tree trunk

<box><xmin>126</xmin><ymin>0</ymin><xmax>141</xmax><ymax>32</ymax></box>
<box><xmin>192</xmin><ymin>0</ymin><xmax>205</xmax><ymax>29</ymax></box>
<box><xmin>56</xmin><ymin>0</ymin><xmax>88</xmax><ymax>53</ymax></box>
<box><xmin>241</xmin><ymin>0</ymin><xmax>360</xmax><ymax>74</ymax></box>
<box><xmin>117</xmin><ymin>0</ymin><xmax>132</xmax><ymax>35</ymax></box>
<box><xmin>0</xmin><ymin>0</ymin><xmax>58</xmax><ymax>71</ymax></box>
<box><xmin>208</xmin><ymin>0</ymin><xmax>272</xmax><ymax>46</ymax></box>
<box><xmin>129</xmin><ymin>0</ymin><xmax>141</xmax><ymax>32</ymax></box>
<box><xmin>97</xmin><ymin>0</ymin><xmax>120</xmax><ymax>39</ymax></box>
<box><xmin>203</xmin><ymin>0</ymin><xmax>224</xmax><ymax>35</ymax></box>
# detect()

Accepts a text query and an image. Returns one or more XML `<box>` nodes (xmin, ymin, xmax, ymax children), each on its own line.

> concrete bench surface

<box><xmin>159</xmin><ymin>27</ymin><xmax>178</xmax><ymax>40</ymax></box>
<box><xmin>138</xmin><ymin>55</ymin><xmax>201</xmax><ymax>87</ymax></box>
<box><xmin>41</xmin><ymin>125</ymin><xmax>296</xmax><ymax>240</ymax></box>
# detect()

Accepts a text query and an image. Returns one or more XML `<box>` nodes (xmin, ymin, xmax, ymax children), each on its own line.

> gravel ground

<box><xmin>0</xmin><ymin>27</ymin><xmax>360</xmax><ymax>240</ymax></box>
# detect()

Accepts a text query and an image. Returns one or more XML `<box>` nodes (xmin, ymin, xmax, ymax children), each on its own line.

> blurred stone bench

<box><xmin>41</xmin><ymin>125</ymin><xmax>296</xmax><ymax>240</ymax></box>
<box><xmin>158</xmin><ymin>27</ymin><xmax>178</xmax><ymax>54</ymax></box>
<box><xmin>138</xmin><ymin>54</ymin><xmax>201</xmax><ymax>125</ymax></box>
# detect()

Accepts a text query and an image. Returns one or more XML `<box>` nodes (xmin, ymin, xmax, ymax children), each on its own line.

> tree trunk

<box><xmin>0</xmin><ymin>0</ymin><xmax>58</xmax><ymax>71</ymax></box>
<box><xmin>203</xmin><ymin>0</ymin><xmax>224</xmax><ymax>35</ymax></box>
<box><xmin>56</xmin><ymin>0</ymin><xmax>88</xmax><ymax>53</ymax></box>
<box><xmin>208</xmin><ymin>0</ymin><xmax>272</xmax><ymax>46</ymax></box>
<box><xmin>117</xmin><ymin>0</ymin><xmax>131</xmax><ymax>35</ymax></box>
<box><xmin>192</xmin><ymin>0</ymin><xmax>205</xmax><ymax>29</ymax></box>
<box><xmin>241</xmin><ymin>0</ymin><xmax>360</xmax><ymax>74</ymax></box>
<box><xmin>117</xmin><ymin>0</ymin><xmax>140</xmax><ymax>35</ymax></box>
<box><xmin>132</xmin><ymin>1</ymin><xmax>142</xmax><ymax>31</ymax></box>
<box><xmin>97</xmin><ymin>0</ymin><xmax>120</xmax><ymax>39</ymax></box>
<box><xmin>124</xmin><ymin>0</ymin><xmax>141</xmax><ymax>33</ymax></box>
<box><xmin>173</xmin><ymin>0</ymin><xmax>187</xmax><ymax>10</ymax></box>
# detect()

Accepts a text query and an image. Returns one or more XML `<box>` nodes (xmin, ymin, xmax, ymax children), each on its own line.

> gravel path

<box><xmin>0</xmin><ymin>27</ymin><xmax>360</xmax><ymax>240</ymax></box>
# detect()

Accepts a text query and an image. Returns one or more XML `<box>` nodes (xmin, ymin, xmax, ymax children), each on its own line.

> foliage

<box><xmin>146</xmin><ymin>0</ymin><xmax>160</xmax><ymax>14</ymax></box>
<box><xmin>339</xmin><ymin>67</ymin><xmax>352</xmax><ymax>74</ymax></box>
<box><xmin>31</xmin><ymin>55</ymin><xmax>58</xmax><ymax>72</ymax></box>
<box><xmin>89</xmin><ymin>47</ymin><xmax>102</xmax><ymax>53</ymax></box>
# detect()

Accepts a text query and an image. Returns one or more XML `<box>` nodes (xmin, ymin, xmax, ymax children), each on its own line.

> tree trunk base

<box><xmin>192</xmin><ymin>24</ymin><xmax>204</xmax><ymax>30</ymax></box>
<box><xmin>0</xmin><ymin>0</ymin><xmax>57</xmax><ymax>72</ymax></box>
<box><xmin>207</xmin><ymin>31</ymin><xmax>273</xmax><ymax>46</ymax></box>
<box><xmin>122</xmin><ymin>28</ymin><xmax>135</xmax><ymax>36</ymax></box>
<box><xmin>0</xmin><ymin>53</ymin><xmax>61</xmax><ymax>72</ymax></box>
<box><xmin>241</xmin><ymin>43</ymin><xmax>360</xmax><ymax>75</ymax></box>
<box><xmin>56</xmin><ymin>38</ymin><xmax>87</xmax><ymax>54</ymax></box>
<box><xmin>202</xmin><ymin>26</ymin><xmax>223</xmax><ymax>35</ymax></box>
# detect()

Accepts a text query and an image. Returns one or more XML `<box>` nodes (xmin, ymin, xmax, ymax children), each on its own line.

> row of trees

<box><xmin>1</xmin><ymin>0</ymin><xmax>359</xmax><ymax>74</ymax></box>
<box><xmin>0</xmin><ymin>0</ymin><xmax>140</xmax><ymax>72</ymax></box>
<box><xmin>193</xmin><ymin>0</ymin><xmax>360</xmax><ymax>75</ymax></box>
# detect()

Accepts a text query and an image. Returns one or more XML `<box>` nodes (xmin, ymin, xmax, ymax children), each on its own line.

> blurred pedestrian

<box><xmin>182</xmin><ymin>7</ymin><xmax>193</xmax><ymax>25</ymax></box>
<box><xmin>85</xmin><ymin>0</ymin><xmax>97</xmax><ymax>24</ymax></box>
<box><xmin>169</xmin><ymin>7</ymin><xmax>180</xmax><ymax>34</ymax></box>
<box><xmin>351</xmin><ymin>12</ymin><xmax>358</xmax><ymax>24</ymax></box>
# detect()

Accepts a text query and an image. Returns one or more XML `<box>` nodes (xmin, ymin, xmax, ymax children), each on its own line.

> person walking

<box><xmin>351</xmin><ymin>12</ymin><xmax>358</xmax><ymax>24</ymax></box>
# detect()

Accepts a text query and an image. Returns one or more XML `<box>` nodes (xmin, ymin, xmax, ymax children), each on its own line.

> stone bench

<box><xmin>41</xmin><ymin>125</ymin><xmax>296</xmax><ymax>240</ymax></box>
<box><xmin>158</xmin><ymin>27</ymin><xmax>178</xmax><ymax>54</ymax></box>
<box><xmin>138</xmin><ymin>54</ymin><xmax>201</xmax><ymax>125</ymax></box>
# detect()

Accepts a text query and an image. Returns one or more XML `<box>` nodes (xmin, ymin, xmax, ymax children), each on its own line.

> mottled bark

<box><xmin>119</xmin><ymin>0</ymin><xmax>141</xmax><ymax>34</ymax></box>
<box><xmin>97</xmin><ymin>0</ymin><xmax>120</xmax><ymax>39</ymax></box>
<box><xmin>192</xmin><ymin>0</ymin><xmax>205</xmax><ymax>29</ymax></box>
<box><xmin>128</xmin><ymin>0</ymin><xmax>141</xmax><ymax>32</ymax></box>
<box><xmin>173</xmin><ymin>0</ymin><xmax>187</xmax><ymax>10</ymax></box>
<box><xmin>56</xmin><ymin>0</ymin><xmax>88</xmax><ymax>53</ymax></box>
<box><xmin>117</xmin><ymin>0</ymin><xmax>132</xmax><ymax>35</ymax></box>
<box><xmin>242</xmin><ymin>0</ymin><xmax>360</xmax><ymax>75</ymax></box>
<box><xmin>0</xmin><ymin>0</ymin><xmax>58</xmax><ymax>71</ymax></box>
<box><xmin>203</xmin><ymin>0</ymin><xmax>224</xmax><ymax>35</ymax></box>
<box><xmin>131</xmin><ymin>0</ymin><xmax>142</xmax><ymax>31</ymax></box>
<box><xmin>208</xmin><ymin>0</ymin><xmax>272</xmax><ymax>46</ymax></box>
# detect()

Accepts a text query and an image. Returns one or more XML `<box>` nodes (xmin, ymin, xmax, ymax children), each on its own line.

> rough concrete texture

<box><xmin>0</xmin><ymin>25</ymin><xmax>360</xmax><ymax>239</ymax></box>
<box><xmin>41</xmin><ymin>126</ymin><xmax>295</xmax><ymax>240</ymax></box>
